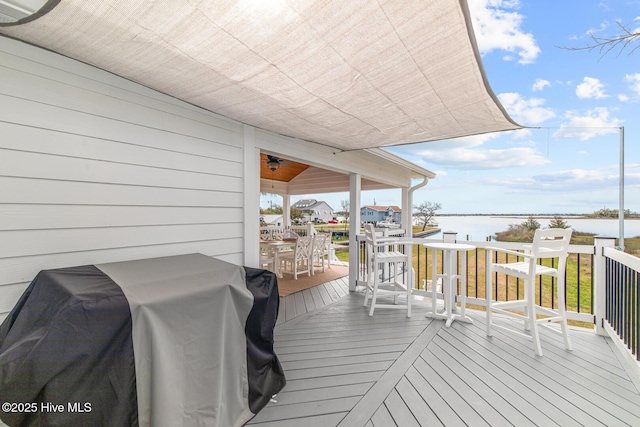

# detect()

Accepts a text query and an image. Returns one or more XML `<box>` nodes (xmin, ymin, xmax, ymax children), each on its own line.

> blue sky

<box><xmin>262</xmin><ymin>0</ymin><xmax>640</xmax><ymax>215</ymax></box>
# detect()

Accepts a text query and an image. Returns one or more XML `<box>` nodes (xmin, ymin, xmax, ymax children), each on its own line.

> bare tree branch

<box><xmin>412</xmin><ymin>201</ymin><xmax>441</xmax><ymax>232</ymax></box>
<box><xmin>558</xmin><ymin>21</ymin><xmax>640</xmax><ymax>58</ymax></box>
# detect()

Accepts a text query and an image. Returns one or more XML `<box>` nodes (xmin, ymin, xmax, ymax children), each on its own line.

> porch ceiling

<box><xmin>0</xmin><ymin>0</ymin><xmax>521</xmax><ymax>151</ymax></box>
<box><xmin>260</xmin><ymin>165</ymin><xmax>398</xmax><ymax>195</ymax></box>
<box><xmin>260</xmin><ymin>148</ymin><xmax>435</xmax><ymax>195</ymax></box>
<box><xmin>260</xmin><ymin>154</ymin><xmax>309</xmax><ymax>183</ymax></box>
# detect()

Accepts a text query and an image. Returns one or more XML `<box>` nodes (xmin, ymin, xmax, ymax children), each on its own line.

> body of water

<box><xmin>426</xmin><ymin>216</ymin><xmax>640</xmax><ymax>241</ymax></box>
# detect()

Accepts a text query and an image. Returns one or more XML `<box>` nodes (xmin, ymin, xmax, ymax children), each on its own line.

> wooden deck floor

<box><xmin>249</xmin><ymin>277</ymin><xmax>640</xmax><ymax>427</ymax></box>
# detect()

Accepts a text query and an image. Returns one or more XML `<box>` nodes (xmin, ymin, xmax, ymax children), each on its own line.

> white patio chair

<box><xmin>323</xmin><ymin>231</ymin><xmax>333</xmax><ymax>269</ymax></box>
<box><xmin>363</xmin><ymin>224</ymin><xmax>412</xmax><ymax>317</ymax></box>
<box><xmin>259</xmin><ymin>252</ymin><xmax>275</xmax><ymax>273</ymax></box>
<box><xmin>279</xmin><ymin>235</ymin><xmax>312</xmax><ymax>280</ymax></box>
<box><xmin>311</xmin><ymin>233</ymin><xmax>327</xmax><ymax>275</ymax></box>
<box><xmin>486</xmin><ymin>228</ymin><xmax>573</xmax><ymax>356</ymax></box>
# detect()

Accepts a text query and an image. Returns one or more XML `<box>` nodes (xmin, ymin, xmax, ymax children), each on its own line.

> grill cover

<box><xmin>0</xmin><ymin>254</ymin><xmax>285</xmax><ymax>427</ymax></box>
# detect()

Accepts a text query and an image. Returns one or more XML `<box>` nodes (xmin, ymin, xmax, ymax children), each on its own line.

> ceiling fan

<box><xmin>265</xmin><ymin>155</ymin><xmax>288</xmax><ymax>172</ymax></box>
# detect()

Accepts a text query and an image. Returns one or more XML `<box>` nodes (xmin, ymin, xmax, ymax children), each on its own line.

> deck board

<box><xmin>454</xmin><ymin>313</ymin><xmax>629</xmax><ymax>426</ymax></box>
<box><xmin>434</xmin><ymin>330</ymin><xmax>562</xmax><ymax>426</ymax></box>
<box><xmin>309</xmin><ymin>285</ymin><xmax>325</xmax><ymax>309</ymax></box>
<box><xmin>426</xmin><ymin>341</ymin><xmax>534</xmax><ymax>426</ymax></box>
<box><xmin>384</xmin><ymin>389</ymin><xmax>420</xmax><ymax>427</ymax></box>
<box><xmin>394</xmin><ymin>376</ymin><xmax>443</xmax><ymax>427</ymax></box>
<box><xmin>301</xmin><ymin>288</ymin><xmax>316</xmax><ymax>312</ymax></box>
<box><xmin>271</xmin><ymin>383</ymin><xmax>372</xmax><ymax>406</ymax></box>
<box><xmin>370</xmin><ymin>404</ymin><xmax>395</xmax><ymax>427</ymax></box>
<box><xmin>404</xmin><ymin>365</ymin><xmax>465</xmax><ymax>427</ymax></box>
<box><xmin>249</xmin><ymin>277</ymin><xmax>640</xmax><ymax>427</ymax></box>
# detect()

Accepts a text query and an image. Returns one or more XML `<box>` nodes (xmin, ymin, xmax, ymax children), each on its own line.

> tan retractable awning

<box><xmin>0</xmin><ymin>0</ymin><xmax>521</xmax><ymax>151</ymax></box>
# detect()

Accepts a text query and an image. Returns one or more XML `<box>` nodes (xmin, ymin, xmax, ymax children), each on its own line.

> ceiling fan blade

<box><xmin>266</xmin><ymin>155</ymin><xmax>288</xmax><ymax>168</ymax></box>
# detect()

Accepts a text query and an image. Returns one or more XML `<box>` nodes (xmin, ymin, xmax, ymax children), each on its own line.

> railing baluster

<box><xmin>358</xmin><ymin>234</ymin><xmax>640</xmax><ymax>360</ymax></box>
<box><xmin>591</xmin><ymin>252</ymin><xmax>595</xmax><ymax>314</ymax></box>
<box><xmin>552</xmin><ymin>257</ymin><xmax>556</xmax><ymax>310</ymax></box>
<box><xmin>475</xmin><ymin>249</ymin><xmax>479</xmax><ymax>298</ymax></box>
<box><xmin>632</xmin><ymin>272</ymin><xmax>640</xmax><ymax>360</ymax></box>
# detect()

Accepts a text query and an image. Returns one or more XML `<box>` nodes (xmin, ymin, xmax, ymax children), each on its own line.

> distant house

<box><xmin>260</xmin><ymin>214</ymin><xmax>283</xmax><ymax>226</ymax></box>
<box><xmin>292</xmin><ymin>199</ymin><xmax>334</xmax><ymax>223</ymax></box>
<box><xmin>361</xmin><ymin>206</ymin><xmax>402</xmax><ymax>225</ymax></box>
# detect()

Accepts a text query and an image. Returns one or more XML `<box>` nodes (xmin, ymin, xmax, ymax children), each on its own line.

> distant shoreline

<box><xmin>439</xmin><ymin>214</ymin><xmax>586</xmax><ymax>217</ymax></box>
<box><xmin>439</xmin><ymin>214</ymin><xmax>639</xmax><ymax>220</ymax></box>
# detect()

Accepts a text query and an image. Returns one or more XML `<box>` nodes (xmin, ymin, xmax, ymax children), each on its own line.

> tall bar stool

<box><xmin>363</xmin><ymin>224</ymin><xmax>412</xmax><ymax>317</ymax></box>
<box><xmin>486</xmin><ymin>228</ymin><xmax>573</xmax><ymax>356</ymax></box>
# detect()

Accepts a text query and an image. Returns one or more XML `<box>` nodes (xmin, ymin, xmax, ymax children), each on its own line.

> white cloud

<box><xmin>585</xmin><ymin>20</ymin><xmax>609</xmax><ymax>37</ymax></box>
<box><xmin>482</xmin><ymin>167</ymin><xmax>626</xmax><ymax>193</ymax></box>
<box><xmin>467</xmin><ymin>0</ymin><xmax>541</xmax><ymax>64</ymax></box>
<box><xmin>531</xmin><ymin>169</ymin><xmax>620</xmax><ymax>191</ymax></box>
<box><xmin>498</xmin><ymin>92</ymin><xmax>555</xmax><ymax>125</ymax></box>
<box><xmin>390</xmin><ymin>133</ymin><xmax>498</xmax><ymax>156</ymax></box>
<box><xmin>618</xmin><ymin>94</ymin><xmax>630</xmax><ymax>102</ymax></box>
<box><xmin>531</xmin><ymin>78</ymin><xmax>550</xmax><ymax>91</ymax></box>
<box><xmin>536</xmin><ymin>169</ymin><xmax>601</xmax><ymax>182</ymax></box>
<box><xmin>624</xmin><ymin>73</ymin><xmax>640</xmax><ymax>97</ymax></box>
<box><xmin>576</xmin><ymin>77</ymin><xmax>608</xmax><ymax>99</ymax></box>
<box><xmin>553</xmin><ymin>107</ymin><xmax>622</xmax><ymax>140</ymax></box>
<box><xmin>412</xmin><ymin>146</ymin><xmax>550</xmax><ymax>170</ymax></box>
<box><xmin>512</xmin><ymin>128</ymin><xmax>532</xmax><ymax>139</ymax></box>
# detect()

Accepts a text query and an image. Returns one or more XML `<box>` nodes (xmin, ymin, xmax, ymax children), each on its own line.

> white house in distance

<box><xmin>292</xmin><ymin>199</ymin><xmax>335</xmax><ymax>223</ymax></box>
<box><xmin>0</xmin><ymin>1</ymin><xmax>521</xmax><ymax>317</ymax></box>
<box><xmin>260</xmin><ymin>215</ymin><xmax>284</xmax><ymax>227</ymax></box>
<box><xmin>361</xmin><ymin>206</ymin><xmax>403</xmax><ymax>225</ymax></box>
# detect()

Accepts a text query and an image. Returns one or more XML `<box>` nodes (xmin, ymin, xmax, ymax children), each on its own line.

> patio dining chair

<box><xmin>485</xmin><ymin>228</ymin><xmax>573</xmax><ymax>356</ymax></box>
<box><xmin>311</xmin><ymin>233</ymin><xmax>327</xmax><ymax>275</ymax></box>
<box><xmin>363</xmin><ymin>224</ymin><xmax>412</xmax><ymax>317</ymax></box>
<box><xmin>259</xmin><ymin>248</ymin><xmax>275</xmax><ymax>273</ymax></box>
<box><xmin>279</xmin><ymin>235</ymin><xmax>312</xmax><ymax>280</ymax></box>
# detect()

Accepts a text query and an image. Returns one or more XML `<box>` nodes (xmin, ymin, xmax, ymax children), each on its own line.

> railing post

<box><xmin>443</xmin><ymin>230</ymin><xmax>457</xmax><ymax>243</ymax></box>
<box><xmin>594</xmin><ymin>235</ymin><xmax>616</xmax><ymax>336</ymax></box>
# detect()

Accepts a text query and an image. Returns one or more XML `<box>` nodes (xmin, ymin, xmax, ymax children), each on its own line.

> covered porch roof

<box><xmin>1</xmin><ymin>0</ymin><xmax>521</xmax><ymax>152</ymax></box>
<box><xmin>260</xmin><ymin>149</ymin><xmax>436</xmax><ymax>195</ymax></box>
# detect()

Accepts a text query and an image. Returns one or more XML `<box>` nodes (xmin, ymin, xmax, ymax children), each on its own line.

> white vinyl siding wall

<box><xmin>0</xmin><ymin>37</ymin><xmax>245</xmax><ymax>320</ymax></box>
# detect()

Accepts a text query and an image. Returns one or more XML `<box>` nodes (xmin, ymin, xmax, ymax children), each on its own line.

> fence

<box><xmin>356</xmin><ymin>230</ymin><xmax>640</xmax><ymax>368</ymax></box>
<box><xmin>260</xmin><ymin>223</ymin><xmax>317</xmax><ymax>240</ymax></box>
<box><xmin>600</xmin><ymin>240</ymin><xmax>640</xmax><ymax>366</ymax></box>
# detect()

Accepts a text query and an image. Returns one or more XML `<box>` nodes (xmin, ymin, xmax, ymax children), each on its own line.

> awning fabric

<box><xmin>0</xmin><ymin>0</ymin><xmax>521</xmax><ymax>150</ymax></box>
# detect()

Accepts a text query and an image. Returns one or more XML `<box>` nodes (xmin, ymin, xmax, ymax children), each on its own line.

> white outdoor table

<box><xmin>423</xmin><ymin>242</ymin><xmax>475</xmax><ymax>327</ymax></box>
<box><xmin>260</xmin><ymin>240</ymin><xmax>296</xmax><ymax>278</ymax></box>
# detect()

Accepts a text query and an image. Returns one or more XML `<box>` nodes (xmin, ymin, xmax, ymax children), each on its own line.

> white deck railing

<box><xmin>355</xmin><ymin>229</ymin><xmax>640</xmax><ymax>377</ymax></box>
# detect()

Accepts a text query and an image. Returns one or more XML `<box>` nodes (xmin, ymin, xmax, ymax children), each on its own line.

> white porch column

<box><xmin>283</xmin><ymin>194</ymin><xmax>291</xmax><ymax>227</ymax></box>
<box><xmin>243</xmin><ymin>125</ymin><xmax>260</xmax><ymax>268</ymax></box>
<box><xmin>400</xmin><ymin>185</ymin><xmax>414</xmax><ymax>291</ymax></box>
<box><xmin>401</xmin><ymin>186</ymin><xmax>410</xmax><ymax>232</ymax></box>
<box><xmin>349</xmin><ymin>173</ymin><xmax>362</xmax><ymax>292</ymax></box>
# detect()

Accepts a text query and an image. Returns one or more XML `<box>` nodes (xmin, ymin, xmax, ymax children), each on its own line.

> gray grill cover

<box><xmin>0</xmin><ymin>254</ymin><xmax>285</xmax><ymax>426</ymax></box>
